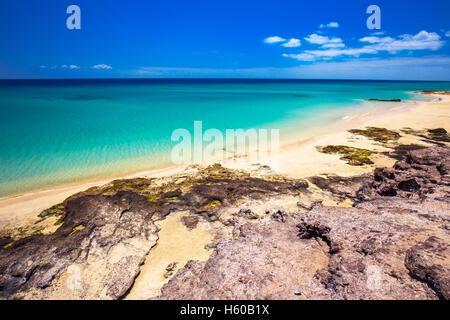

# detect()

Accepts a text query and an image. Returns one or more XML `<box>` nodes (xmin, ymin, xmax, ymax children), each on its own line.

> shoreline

<box><xmin>0</xmin><ymin>92</ymin><xmax>448</xmax><ymax>232</ymax></box>
<box><xmin>0</xmin><ymin>92</ymin><xmax>426</xmax><ymax>201</ymax></box>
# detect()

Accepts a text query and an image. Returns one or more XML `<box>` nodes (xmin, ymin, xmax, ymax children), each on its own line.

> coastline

<box><xmin>0</xmin><ymin>92</ymin><xmax>448</xmax><ymax>232</ymax></box>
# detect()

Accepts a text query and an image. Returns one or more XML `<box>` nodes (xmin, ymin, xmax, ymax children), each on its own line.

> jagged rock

<box><xmin>158</xmin><ymin>217</ymin><xmax>330</xmax><ymax>299</ymax></box>
<box><xmin>382</xmin><ymin>144</ymin><xmax>427</xmax><ymax>161</ymax></box>
<box><xmin>0</xmin><ymin>191</ymin><xmax>159</xmax><ymax>299</ymax></box>
<box><xmin>159</xmin><ymin>147</ymin><xmax>450</xmax><ymax>300</ymax></box>
<box><xmin>405</xmin><ymin>237</ymin><xmax>449</xmax><ymax>300</ymax></box>
<box><xmin>0</xmin><ymin>164</ymin><xmax>307</xmax><ymax>299</ymax></box>
<box><xmin>308</xmin><ymin>174</ymin><xmax>370</xmax><ymax>201</ymax></box>
<box><xmin>358</xmin><ymin>147</ymin><xmax>450</xmax><ymax>201</ymax></box>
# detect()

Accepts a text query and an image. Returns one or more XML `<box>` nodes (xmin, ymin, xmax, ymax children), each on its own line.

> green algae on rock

<box><xmin>401</xmin><ymin>127</ymin><xmax>450</xmax><ymax>143</ymax></box>
<box><xmin>348</xmin><ymin>127</ymin><xmax>401</xmax><ymax>143</ymax></box>
<box><xmin>426</xmin><ymin>128</ymin><xmax>450</xmax><ymax>142</ymax></box>
<box><xmin>316</xmin><ymin>145</ymin><xmax>374</xmax><ymax>166</ymax></box>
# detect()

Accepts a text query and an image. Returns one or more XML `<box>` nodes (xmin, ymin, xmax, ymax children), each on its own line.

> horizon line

<box><xmin>0</xmin><ymin>77</ymin><xmax>449</xmax><ymax>82</ymax></box>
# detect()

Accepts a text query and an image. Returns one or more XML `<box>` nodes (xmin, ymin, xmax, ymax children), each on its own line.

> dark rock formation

<box><xmin>405</xmin><ymin>237</ymin><xmax>449</xmax><ymax>300</ymax></box>
<box><xmin>348</xmin><ymin>127</ymin><xmax>401</xmax><ymax>143</ymax></box>
<box><xmin>316</xmin><ymin>145</ymin><xmax>374</xmax><ymax>166</ymax></box>
<box><xmin>308</xmin><ymin>174</ymin><xmax>370</xmax><ymax>202</ymax></box>
<box><xmin>381</xmin><ymin>144</ymin><xmax>427</xmax><ymax>161</ymax></box>
<box><xmin>0</xmin><ymin>191</ymin><xmax>159</xmax><ymax>299</ymax></box>
<box><xmin>426</xmin><ymin>128</ymin><xmax>450</xmax><ymax>143</ymax></box>
<box><xmin>418</xmin><ymin>91</ymin><xmax>450</xmax><ymax>95</ymax></box>
<box><xmin>159</xmin><ymin>216</ymin><xmax>330</xmax><ymax>300</ymax></box>
<box><xmin>358</xmin><ymin>146</ymin><xmax>449</xmax><ymax>200</ymax></box>
<box><xmin>366</xmin><ymin>98</ymin><xmax>402</xmax><ymax>102</ymax></box>
<box><xmin>160</xmin><ymin>147</ymin><xmax>450</xmax><ymax>300</ymax></box>
<box><xmin>0</xmin><ymin>165</ymin><xmax>308</xmax><ymax>299</ymax></box>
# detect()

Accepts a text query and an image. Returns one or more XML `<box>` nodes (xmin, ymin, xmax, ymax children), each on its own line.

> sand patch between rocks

<box><xmin>125</xmin><ymin>211</ymin><xmax>213</xmax><ymax>299</ymax></box>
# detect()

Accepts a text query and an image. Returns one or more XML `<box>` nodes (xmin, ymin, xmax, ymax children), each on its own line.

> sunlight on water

<box><xmin>1</xmin><ymin>79</ymin><xmax>449</xmax><ymax>197</ymax></box>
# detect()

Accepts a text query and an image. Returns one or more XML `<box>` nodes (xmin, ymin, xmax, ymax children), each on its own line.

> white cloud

<box><xmin>92</xmin><ymin>64</ymin><xmax>112</xmax><ymax>70</ymax></box>
<box><xmin>285</xmin><ymin>30</ymin><xmax>444</xmax><ymax>63</ymax></box>
<box><xmin>263</xmin><ymin>36</ymin><xmax>286</xmax><ymax>44</ymax></box>
<box><xmin>282</xmin><ymin>53</ymin><xmax>315</xmax><ymax>61</ymax></box>
<box><xmin>303</xmin><ymin>48</ymin><xmax>377</xmax><ymax>59</ymax></box>
<box><xmin>360</xmin><ymin>30</ymin><xmax>443</xmax><ymax>52</ymax></box>
<box><xmin>322</xmin><ymin>43</ymin><xmax>345</xmax><ymax>48</ymax></box>
<box><xmin>319</xmin><ymin>22</ymin><xmax>339</xmax><ymax>28</ymax></box>
<box><xmin>359</xmin><ymin>36</ymin><xmax>394</xmax><ymax>44</ymax></box>
<box><xmin>371</xmin><ymin>31</ymin><xmax>385</xmax><ymax>36</ymax></box>
<box><xmin>60</xmin><ymin>64</ymin><xmax>79</xmax><ymax>69</ymax></box>
<box><xmin>282</xmin><ymin>38</ymin><xmax>301</xmax><ymax>47</ymax></box>
<box><xmin>40</xmin><ymin>65</ymin><xmax>47</xmax><ymax>69</ymax></box>
<box><xmin>327</xmin><ymin>22</ymin><xmax>339</xmax><ymax>28</ymax></box>
<box><xmin>445</xmin><ymin>31</ymin><xmax>450</xmax><ymax>37</ymax></box>
<box><xmin>304</xmin><ymin>34</ymin><xmax>343</xmax><ymax>45</ymax></box>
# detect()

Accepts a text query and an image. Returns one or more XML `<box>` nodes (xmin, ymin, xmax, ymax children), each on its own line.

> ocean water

<box><xmin>1</xmin><ymin>79</ymin><xmax>450</xmax><ymax>198</ymax></box>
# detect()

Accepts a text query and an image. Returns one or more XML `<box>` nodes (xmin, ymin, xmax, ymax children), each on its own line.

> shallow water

<box><xmin>1</xmin><ymin>79</ymin><xmax>450</xmax><ymax>197</ymax></box>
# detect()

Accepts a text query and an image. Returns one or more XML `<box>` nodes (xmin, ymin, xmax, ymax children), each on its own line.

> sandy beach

<box><xmin>1</xmin><ymin>92</ymin><xmax>449</xmax><ymax>234</ymax></box>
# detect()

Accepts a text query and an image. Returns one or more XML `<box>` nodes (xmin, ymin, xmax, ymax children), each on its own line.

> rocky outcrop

<box><xmin>160</xmin><ymin>147</ymin><xmax>450</xmax><ymax>300</ymax></box>
<box><xmin>358</xmin><ymin>146</ymin><xmax>449</xmax><ymax>200</ymax></box>
<box><xmin>0</xmin><ymin>191</ymin><xmax>159</xmax><ymax>299</ymax></box>
<box><xmin>0</xmin><ymin>165</ymin><xmax>307</xmax><ymax>299</ymax></box>
<box><xmin>366</xmin><ymin>99</ymin><xmax>402</xmax><ymax>102</ymax></box>
<box><xmin>1</xmin><ymin>147</ymin><xmax>448</xmax><ymax>300</ymax></box>
<box><xmin>297</xmin><ymin>196</ymin><xmax>449</xmax><ymax>299</ymax></box>
<box><xmin>405</xmin><ymin>237</ymin><xmax>449</xmax><ymax>300</ymax></box>
<box><xmin>159</xmin><ymin>215</ymin><xmax>330</xmax><ymax>299</ymax></box>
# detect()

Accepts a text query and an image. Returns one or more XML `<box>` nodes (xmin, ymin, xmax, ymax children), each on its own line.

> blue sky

<box><xmin>1</xmin><ymin>0</ymin><xmax>450</xmax><ymax>80</ymax></box>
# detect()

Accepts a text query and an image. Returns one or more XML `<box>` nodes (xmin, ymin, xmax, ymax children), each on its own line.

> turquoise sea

<box><xmin>1</xmin><ymin>79</ymin><xmax>450</xmax><ymax>198</ymax></box>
